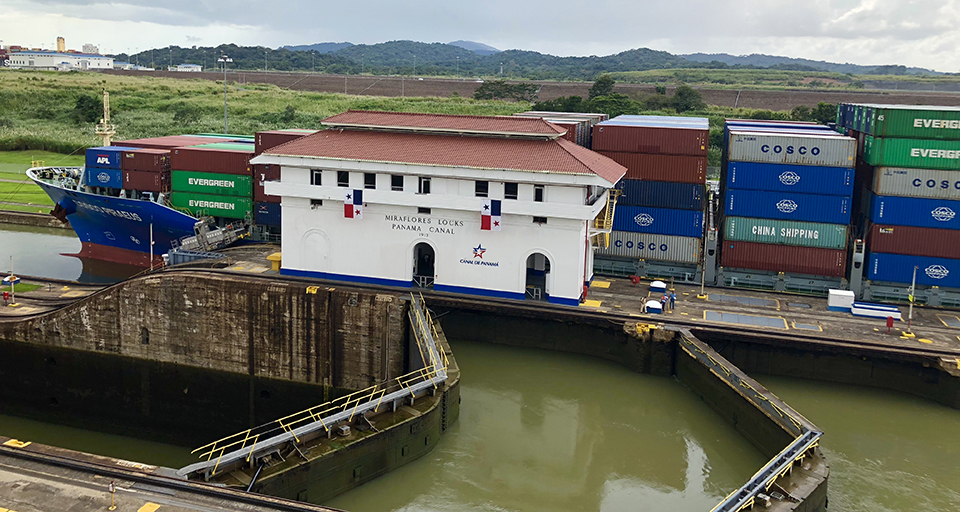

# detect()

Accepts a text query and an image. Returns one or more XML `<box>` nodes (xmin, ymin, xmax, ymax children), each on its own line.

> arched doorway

<box><xmin>525</xmin><ymin>252</ymin><xmax>550</xmax><ymax>301</ymax></box>
<box><xmin>413</xmin><ymin>242</ymin><xmax>435</xmax><ymax>288</ymax></box>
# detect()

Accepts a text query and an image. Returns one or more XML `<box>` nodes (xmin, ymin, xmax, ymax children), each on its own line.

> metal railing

<box><xmin>179</xmin><ymin>293</ymin><xmax>448</xmax><ymax>480</ymax></box>
<box><xmin>591</xmin><ymin>189</ymin><xmax>620</xmax><ymax>248</ymax></box>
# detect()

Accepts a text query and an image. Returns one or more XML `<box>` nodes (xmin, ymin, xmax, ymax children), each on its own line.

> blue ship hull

<box><xmin>32</xmin><ymin>175</ymin><xmax>198</xmax><ymax>267</ymax></box>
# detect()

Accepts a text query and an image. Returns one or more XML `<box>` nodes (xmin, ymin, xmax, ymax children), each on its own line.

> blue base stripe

<box><xmin>548</xmin><ymin>296</ymin><xmax>581</xmax><ymax>307</ymax></box>
<box><xmin>433</xmin><ymin>283</ymin><xmax>525</xmax><ymax>301</ymax></box>
<box><xmin>281</xmin><ymin>268</ymin><xmax>413</xmax><ymax>288</ymax></box>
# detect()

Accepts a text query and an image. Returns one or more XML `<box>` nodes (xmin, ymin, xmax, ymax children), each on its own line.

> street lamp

<box><xmin>456</xmin><ymin>56</ymin><xmax>459</xmax><ymax>78</ymax></box>
<box><xmin>217</xmin><ymin>54</ymin><xmax>233</xmax><ymax>134</ymax></box>
<box><xmin>413</xmin><ymin>54</ymin><xmax>416</xmax><ymax>76</ymax></box>
<box><xmin>264</xmin><ymin>50</ymin><xmax>267</xmax><ymax>72</ymax></box>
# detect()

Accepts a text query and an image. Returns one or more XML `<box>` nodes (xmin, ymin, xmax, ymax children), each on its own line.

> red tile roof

<box><xmin>322</xmin><ymin>110</ymin><xmax>567</xmax><ymax>138</ymax></box>
<box><xmin>264</xmin><ymin>129</ymin><xmax>626</xmax><ymax>184</ymax></box>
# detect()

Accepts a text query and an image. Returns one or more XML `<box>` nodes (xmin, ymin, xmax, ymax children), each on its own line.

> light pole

<box><xmin>311</xmin><ymin>51</ymin><xmax>315</xmax><ymax>72</ymax></box>
<box><xmin>361</xmin><ymin>53</ymin><xmax>364</xmax><ymax>74</ymax></box>
<box><xmin>413</xmin><ymin>54</ymin><xmax>416</xmax><ymax>76</ymax></box>
<box><xmin>169</xmin><ymin>48</ymin><xmax>172</xmax><ymax>69</ymax></box>
<box><xmin>217</xmin><ymin>54</ymin><xmax>233</xmax><ymax>134</ymax></box>
<box><xmin>456</xmin><ymin>56</ymin><xmax>459</xmax><ymax>78</ymax></box>
<box><xmin>264</xmin><ymin>50</ymin><xmax>267</xmax><ymax>72</ymax></box>
<box><xmin>500</xmin><ymin>62</ymin><xmax>503</xmax><ymax>76</ymax></box>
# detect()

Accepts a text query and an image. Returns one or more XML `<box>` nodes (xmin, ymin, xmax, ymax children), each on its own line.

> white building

<box><xmin>172</xmin><ymin>64</ymin><xmax>202</xmax><ymax>72</ymax></box>
<box><xmin>81</xmin><ymin>43</ymin><xmax>99</xmax><ymax>55</ymax></box>
<box><xmin>6</xmin><ymin>51</ymin><xmax>113</xmax><ymax>70</ymax></box>
<box><xmin>252</xmin><ymin>111</ymin><xmax>625</xmax><ymax>306</ymax></box>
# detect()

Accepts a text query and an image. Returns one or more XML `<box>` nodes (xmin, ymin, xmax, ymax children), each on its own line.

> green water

<box><xmin>0</xmin><ymin>338</ymin><xmax>958</xmax><ymax>511</ymax></box>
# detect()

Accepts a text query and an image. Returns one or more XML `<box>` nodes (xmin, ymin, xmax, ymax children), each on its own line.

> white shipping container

<box><xmin>596</xmin><ymin>232</ymin><xmax>701</xmax><ymax>264</ymax></box>
<box><xmin>727</xmin><ymin>131</ymin><xmax>856</xmax><ymax>168</ymax></box>
<box><xmin>872</xmin><ymin>167</ymin><xmax>960</xmax><ymax>200</ymax></box>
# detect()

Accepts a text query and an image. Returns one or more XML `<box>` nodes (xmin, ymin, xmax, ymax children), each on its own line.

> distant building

<box><xmin>113</xmin><ymin>61</ymin><xmax>135</xmax><ymax>70</ymax></box>
<box><xmin>82</xmin><ymin>43</ymin><xmax>99</xmax><ymax>55</ymax></box>
<box><xmin>175</xmin><ymin>63</ymin><xmax>202</xmax><ymax>72</ymax></box>
<box><xmin>6</xmin><ymin>51</ymin><xmax>114</xmax><ymax>71</ymax></box>
<box><xmin>56</xmin><ymin>37</ymin><xmax>65</xmax><ymax>53</ymax></box>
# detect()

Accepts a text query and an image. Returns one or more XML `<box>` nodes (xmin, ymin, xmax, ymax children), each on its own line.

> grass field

<box><xmin>0</xmin><ymin>151</ymin><xmax>83</xmax><ymax>212</ymax></box>
<box><xmin>1</xmin><ymin>283</ymin><xmax>42</xmax><ymax>294</ymax></box>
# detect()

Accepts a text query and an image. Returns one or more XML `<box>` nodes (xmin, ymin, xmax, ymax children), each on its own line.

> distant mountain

<box><xmin>681</xmin><ymin>53</ymin><xmax>941</xmax><ymax>75</ymax></box>
<box><xmin>449</xmin><ymin>40</ymin><xmax>500</xmax><ymax>55</ymax></box>
<box><xmin>281</xmin><ymin>42</ymin><xmax>354</xmax><ymax>54</ymax></box>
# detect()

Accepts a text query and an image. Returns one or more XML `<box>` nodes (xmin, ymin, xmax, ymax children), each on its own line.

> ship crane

<box><xmin>95</xmin><ymin>88</ymin><xmax>116</xmax><ymax>146</ymax></box>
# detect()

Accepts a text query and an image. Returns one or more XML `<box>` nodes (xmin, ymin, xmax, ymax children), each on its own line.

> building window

<box><xmin>533</xmin><ymin>216</ymin><xmax>547</xmax><ymax>224</ymax></box>
<box><xmin>505</xmin><ymin>182</ymin><xmax>518</xmax><ymax>200</ymax></box>
<box><xmin>418</xmin><ymin>207</ymin><xmax>431</xmax><ymax>215</ymax></box>
<box><xmin>364</xmin><ymin>173</ymin><xmax>376</xmax><ymax>189</ymax></box>
<box><xmin>310</xmin><ymin>170</ymin><xmax>322</xmax><ymax>186</ymax></box>
<box><xmin>310</xmin><ymin>199</ymin><xmax>323</xmax><ymax>208</ymax></box>
<box><xmin>475</xmin><ymin>181</ymin><xmax>489</xmax><ymax>197</ymax></box>
<box><xmin>391</xmin><ymin>175</ymin><xmax>404</xmax><ymax>191</ymax></box>
<box><xmin>418</xmin><ymin>177</ymin><xmax>431</xmax><ymax>195</ymax></box>
<box><xmin>534</xmin><ymin>185</ymin><xmax>544</xmax><ymax>202</ymax></box>
<box><xmin>337</xmin><ymin>171</ymin><xmax>349</xmax><ymax>187</ymax></box>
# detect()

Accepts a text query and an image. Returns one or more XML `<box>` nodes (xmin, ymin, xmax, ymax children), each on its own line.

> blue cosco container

<box><xmin>868</xmin><ymin>252</ymin><xmax>960</xmax><ymax>288</ymax></box>
<box><xmin>724</xmin><ymin>189</ymin><xmax>851</xmax><ymax>224</ymax></box>
<box><xmin>85</xmin><ymin>146</ymin><xmax>137</xmax><ymax>170</ymax></box>
<box><xmin>869</xmin><ymin>193</ymin><xmax>960</xmax><ymax>230</ymax></box>
<box><xmin>255</xmin><ymin>202</ymin><xmax>281</xmax><ymax>227</ymax></box>
<box><xmin>726</xmin><ymin>162</ymin><xmax>854</xmax><ymax>196</ymax></box>
<box><xmin>83</xmin><ymin>167</ymin><xmax>123</xmax><ymax>188</ymax></box>
<box><xmin>612</xmin><ymin>205</ymin><xmax>703</xmax><ymax>238</ymax></box>
<box><xmin>617</xmin><ymin>180</ymin><xmax>704</xmax><ymax>210</ymax></box>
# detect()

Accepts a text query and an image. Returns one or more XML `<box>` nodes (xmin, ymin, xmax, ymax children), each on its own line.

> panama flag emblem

<box><xmin>344</xmin><ymin>189</ymin><xmax>363</xmax><ymax>219</ymax></box>
<box><xmin>481</xmin><ymin>199</ymin><xmax>501</xmax><ymax>231</ymax></box>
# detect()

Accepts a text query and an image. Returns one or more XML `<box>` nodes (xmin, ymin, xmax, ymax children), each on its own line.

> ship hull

<box><xmin>31</xmin><ymin>176</ymin><xmax>198</xmax><ymax>267</ymax></box>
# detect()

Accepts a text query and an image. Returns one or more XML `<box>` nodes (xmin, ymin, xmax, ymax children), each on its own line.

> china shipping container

<box><xmin>83</xmin><ymin>167</ymin><xmax>123</xmax><ymax>188</ymax></box>
<box><xmin>170</xmin><ymin>192</ymin><xmax>252</xmax><ymax>219</ymax></box>
<box><xmin>867</xmin><ymin>224</ymin><xmax>960</xmax><ymax>259</ymax></box>
<box><xmin>868</xmin><ymin>252</ymin><xmax>960</xmax><ymax>288</ymax></box>
<box><xmin>872</xmin><ymin>167</ymin><xmax>960</xmax><ymax>200</ymax></box>
<box><xmin>721</xmin><ymin>241</ymin><xmax>847</xmax><ymax>278</ymax></box>
<box><xmin>255</xmin><ymin>202</ymin><xmax>282</xmax><ymax>227</ymax></box>
<box><xmin>254</xmin><ymin>164</ymin><xmax>281</xmax><ymax>204</ymax></box>
<box><xmin>617</xmin><ymin>180</ymin><xmax>704</xmax><ymax>210</ymax></box>
<box><xmin>862</xmin><ymin>136</ymin><xmax>960</xmax><ymax>170</ymax></box>
<box><xmin>592</xmin><ymin>116</ymin><xmax>709</xmax><ymax>156</ymax></box>
<box><xmin>85</xmin><ymin>146</ymin><xmax>137</xmax><ymax>170</ymax></box>
<box><xmin>120</xmin><ymin>148</ymin><xmax>170</xmax><ymax>173</ymax></box>
<box><xmin>868</xmin><ymin>193</ymin><xmax>960</xmax><ymax>230</ymax></box>
<box><xmin>611</xmin><ymin>205</ymin><xmax>703</xmax><ymax>238</ymax></box>
<box><xmin>113</xmin><ymin>135</ymin><xmax>234</xmax><ymax>150</ymax></box>
<box><xmin>595</xmin><ymin>151</ymin><xmax>706</xmax><ymax>183</ymax></box>
<box><xmin>726</xmin><ymin>131</ymin><xmax>856</xmax><ymax>168</ymax></box>
<box><xmin>171</xmin><ymin>145</ymin><xmax>254</xmax><ymax>175</ymax></box>
<box><xmin>724</xmin><ymin>189</ymin><xmax>851</xmax><ymax>225</ymax></box>
<box><xmin>255</xmin><ymin>129</ymin><xmax>319</xmax><ymax>154</ymax></box>
<box><xmin>171</xmin><ymin>170</ymin><xmax>252</xmax><ymax>197</ymax></box>
<box><xmin>123</xmin><ymin>170</ymin><xmax>169</xmax><ymax>193</ymax></box>
<box><xmin>723</xmin><ymin>217</ymin><xmax>849</xmax><ymax>250</ymax></box>
<box><xmin>726</xmin><ymin>162</ymin><xmax>854</xmax><ymax>196</ymax></box>
<box><xmin>596</xmin><ymin>232</ymin><xmax>701</xmax><ymax>264</ymax></box>
<box><xmin>858</xmin><ymin>104</ymin><xmax>960</xmax><ymax>140</ymax></box>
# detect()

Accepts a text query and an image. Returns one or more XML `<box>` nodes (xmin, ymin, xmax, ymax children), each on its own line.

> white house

<box><xmin>252</xmin><ymin>111</ymin><xmax>625</xmax><ymax>306</ymax></box>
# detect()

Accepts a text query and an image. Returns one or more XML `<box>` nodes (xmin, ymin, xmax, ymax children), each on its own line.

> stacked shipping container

<box><xmin>593</xmin><ymin>115</ymin><xmax>709</xmax><ymax>265</ymax></box>
<box><xmin>512</xmin><ymin>111</ymin><xmax>608</xmax><ymax>148</ymax></box>
<box><xmin>837</xmin><ymin>103</ymin><xmax>960</xmax><ymax>287</ymax></box>
<box><xmin>720</xmin><ymin>121</ymin><xmax>857</xmax><ymax>278</ymax></box>
<box><xmin>170</xmin><ymin>142</ymin><xmax>255</xmax><ymax>220</ymax></box>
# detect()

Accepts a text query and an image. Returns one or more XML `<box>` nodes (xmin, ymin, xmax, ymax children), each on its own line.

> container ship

<box><xmin>29</xmin><ymin>130</ymin><xmax>315</xmax><ymax>267</ymax></box>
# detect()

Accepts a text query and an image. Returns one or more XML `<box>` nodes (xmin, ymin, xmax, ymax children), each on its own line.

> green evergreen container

<box><xmin>867</xmin><ymin>105</ymin><xmax>960</xmax><ymax>140</ymax></box>
<box><xmin>192</xmin><ymin>142</ymin><xmax>256</xmax><ymax>152</ymax></box>
<box><xmin>171</xmin><ymin>192</ymin><xmax>252</xmax><ymax>219</ymax></box>
<box><xmin>863</xmin><ymin>136</ymin><xmax>960</xmax><ymax>170</ymax></box>
<box><xmin>172</xmin><ymin>170</ymin><xmax>252</xmax><ymax>197</ymax></box>
<box><xmin>723</xmin><ymin>217</ymin><xmax>849</xmax><ymax>250</ymax></box>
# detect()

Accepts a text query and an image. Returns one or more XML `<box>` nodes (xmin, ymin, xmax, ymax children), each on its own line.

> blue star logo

<box><xmin>473</xmin><ymin>244</ymin><xmax>486</xmax><ymax>259</ymax></box>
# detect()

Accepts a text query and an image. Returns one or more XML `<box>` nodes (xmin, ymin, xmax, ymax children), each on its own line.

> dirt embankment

<box><xmin>101</xmin><ymin>69</ymin><xmax>960</xmax><ymax>110</ymax></box>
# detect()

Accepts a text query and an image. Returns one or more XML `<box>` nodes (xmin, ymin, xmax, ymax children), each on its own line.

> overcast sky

<box><xmin>2</xmin><ymin>0</ymin><xmax>958</xmax><ymax>71</ymax></box>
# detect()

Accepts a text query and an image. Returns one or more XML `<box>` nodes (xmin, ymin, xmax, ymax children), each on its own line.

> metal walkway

<box><xmin>178</xmin><ymin>293</ymin><xmax>448</xmax><ymax>480</ymax></box>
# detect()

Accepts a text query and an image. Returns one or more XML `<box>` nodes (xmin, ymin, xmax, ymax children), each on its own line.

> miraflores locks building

<box><xmin>252</xmin><ymin>111</ymin><xmax>626</xmax><ymax>306</ymax></box>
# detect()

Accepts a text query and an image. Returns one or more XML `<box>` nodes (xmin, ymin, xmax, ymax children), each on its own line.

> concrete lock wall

<box><xmin>0</xmin><ymin>271</ymin><xmax>408</xmax><ymax>444</ymax></box>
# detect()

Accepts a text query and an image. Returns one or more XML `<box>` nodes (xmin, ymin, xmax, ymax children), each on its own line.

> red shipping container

<box><xmin>255</xmin><ymin>130</ymin><xmax>319</xmax><ymax>155</ymax></box>
<box><xmin>114</xmin><ymin>136</ymin><xmax>234</xmax><ymax>150</ymax></box>
<box><xmin>592</xmin><ymin>124</ymin><xmax>708</xmax><ymax>156</ymax></box>
<box><xmin>253</xmin><ymin>164</ymin><xmax>281</xmax><ymax>204</ymax></box>
<box><xmin>123</xmin><ymin>170</ymin><xmax>169</xmax><ymax>193</ymax></box>
<box><xmin>867</xmin><ymin>224</ymin><xmax>960</xmax><ymax>259</ymax></box>
<box><xmin>721</xmin><ymin>241</ymin><xmax>847</xmax><ymax>278</ymax></box>
<box><xmin>171</xmin><ymin>147</ymin><xmax>253</xmax><ymax>175</ymax></box>
<box><xmin>547</xmin><ymin>120</ymin><xmax>579</xmax><ymax>144</ymax></box>
<box><xmin>120</xmin><ymin>148</ymin><xmax>170</xmax><ymax>173</ymax></box>
<box><xmin>596</xmin><ymin>151</ymin><xmax>706</xmax><ymax>184</ymax></box>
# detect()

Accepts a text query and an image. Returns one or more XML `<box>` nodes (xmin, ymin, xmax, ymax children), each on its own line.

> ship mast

<box><xmin>95</xmin><ymin>88</ymin><xmax>116</xmax><ymax>146</ymax></box>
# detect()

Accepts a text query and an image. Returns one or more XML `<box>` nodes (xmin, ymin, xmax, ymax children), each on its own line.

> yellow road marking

<box><xmin>917</xmin><ymin>339</ymin><xmax>933</xmax><ymax>344</ymax></box>
<box><xmin>2</xmin><ymin>439</ymin><xmax>31</xmax><ymax>448</ymax></box>
<box><xmin>138</xmin><ymin>504</ymin><xmax>161</xmax><ymax>512</ymax></box>
<box><xmin>60</xmin><ymin>290</ymin><xmax>87</xmax><ymax>298</ymax></box>
<box><xmin>956</xmin><ymin>358</ymin><xmax>960</xmax><ymax>369</ymax></box>
<box><xmin>680</xmin><ymin>312</ymin><xmax>689</xmax><ymax>315</ymax></box>
<box><xmin>581</xmin><ymin>299</ymin><xmax>602</xmax><ymax>308</ymax></box>
<box><xmin>589</xmin><ymin>280</ymin><xmax>611</xmax><ymax>289</ymax></box>
<box><xmin>228</xmin><ymin>266</ymin><xmax>245</xmax><ymax>271</ymax></box>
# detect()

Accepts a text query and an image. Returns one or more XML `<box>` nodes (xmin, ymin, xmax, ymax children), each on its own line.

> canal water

<box><xmin>0</xmin><ymin>224</ymin><xmax>140</xmax><ymax>283</ymax></box>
